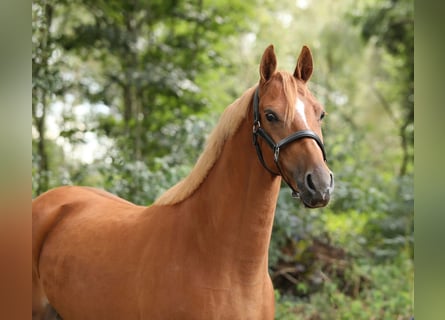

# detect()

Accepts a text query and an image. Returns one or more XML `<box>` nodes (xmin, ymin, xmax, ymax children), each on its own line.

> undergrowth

<box><xmin>274</xmin><ymin>254</ymin><xmax>413</xmax><ymax>320</ymax></box>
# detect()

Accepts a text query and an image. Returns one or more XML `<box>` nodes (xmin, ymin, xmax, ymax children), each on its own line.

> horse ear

<box><xmin>260</xmin><ymin>45</ymin><xmax>277</xmax><ymax>84</ymax></box>
<box><xmin>294</xmin><ymin>45</ymin><xmax>313</xmax><ymax>83</ymax></box>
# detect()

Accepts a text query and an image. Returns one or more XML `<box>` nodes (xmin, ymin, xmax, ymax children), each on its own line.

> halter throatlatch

<box><xmin>252</xmin><ymin>87</ymin><xmax>327</xmax><ymax>197</ymax></box>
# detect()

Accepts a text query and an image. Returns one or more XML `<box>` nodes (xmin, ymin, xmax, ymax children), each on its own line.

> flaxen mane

<box><xmin>154</xmin><ymin>86</ymin><xmax>256</xmax><ymax>205</ymax></box>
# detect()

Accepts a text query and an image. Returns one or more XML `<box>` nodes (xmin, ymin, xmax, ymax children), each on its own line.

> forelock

<box><xmin>276</xmin><ymin>72</ymin><xmax>298</xmax><ymax>127</ymax></box>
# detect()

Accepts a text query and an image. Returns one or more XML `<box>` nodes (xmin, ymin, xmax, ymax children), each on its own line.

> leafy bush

<box><xmin>275</xmin><ymin>254</ymin><xmax>413</xmax><ymax>320</ymax></box>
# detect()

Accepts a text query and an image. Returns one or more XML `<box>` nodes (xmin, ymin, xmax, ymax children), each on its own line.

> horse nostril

<box><xmin>306</xmin><ymin>173</ymin><xmax>316</xmax><ymax>192</ymax></box>
<box><xmin>329</xmin><ymin>173</ymin><xmax>334</xmax><ymax>188</ymax></box>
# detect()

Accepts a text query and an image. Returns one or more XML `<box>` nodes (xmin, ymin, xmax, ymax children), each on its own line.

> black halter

<box><xmin>252</xmin><ymin>87</ymin><xmax>327</xmax><ymax>196</ymax></box>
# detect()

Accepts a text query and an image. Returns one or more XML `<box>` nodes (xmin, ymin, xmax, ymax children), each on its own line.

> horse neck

<box><xmin>182</xmin><ymin>112</ymin><xmax>282</xmax><ymax>282</ymax></box>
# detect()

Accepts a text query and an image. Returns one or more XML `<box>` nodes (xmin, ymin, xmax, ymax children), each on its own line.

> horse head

<box><xmin>253</xmin><ymin>45</ymin><xmax>334</xmax><ymax>208</ymax></box>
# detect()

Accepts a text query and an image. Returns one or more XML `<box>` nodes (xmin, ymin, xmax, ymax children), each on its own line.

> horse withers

<box><xmin>32</xmin><ymin>45</ymin><xmax>333</xmax><ymax>320</ymax></box>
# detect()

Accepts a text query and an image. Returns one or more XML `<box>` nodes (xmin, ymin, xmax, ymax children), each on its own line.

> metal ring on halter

<box><xmin>252</xmin><ymin>121</ymin><xmax>260</xmax><ymax>134</ymax></box>
<box><xmin>273</xmin><ymin>147</ymin><xmax>280</xmax><ymax>163</ymax></box>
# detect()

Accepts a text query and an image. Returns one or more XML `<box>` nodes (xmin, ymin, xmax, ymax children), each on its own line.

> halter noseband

<box><xmin>252</xmin><ymin>87</ymin><xmax>327</xmax><ymax>196</ymax></box>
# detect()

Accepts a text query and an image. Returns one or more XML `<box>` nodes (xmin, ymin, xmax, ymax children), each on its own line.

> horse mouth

<box><xmin>292</xmin><ymin>190</ymin><xmax>330</xmax><ymax>208</ymax></box>
<box><xmin>302</xmin><ymin>199</ymin><xmax>327</xmax><ymax>209</ymax></box>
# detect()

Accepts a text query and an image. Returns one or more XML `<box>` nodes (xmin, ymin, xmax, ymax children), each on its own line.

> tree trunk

<box><xmin>32</xmin><ymin>1</ymin><xmax>53</xmax><ymax>195</ymax></box>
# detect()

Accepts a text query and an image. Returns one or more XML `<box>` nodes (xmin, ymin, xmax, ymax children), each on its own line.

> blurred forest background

<box><xmin>32</xmin><ymin>0</ymin><xmax>413</xmax><ymax>318</ymax></box>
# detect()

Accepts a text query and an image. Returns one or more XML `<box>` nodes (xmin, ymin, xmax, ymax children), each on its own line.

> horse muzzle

<box><xmin>295</xmin><ymin>168</ymin><xmax>334</xmax><ymax>208</ymax></box>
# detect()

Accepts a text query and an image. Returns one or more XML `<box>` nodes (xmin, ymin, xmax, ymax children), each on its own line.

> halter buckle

<box><xmin>274</xmin><ymin>147</ymin><xmax>280</xmax><ymax>162</ymax></box>
<box><xmin>252</xmin><ymin>120</ymin><xmax>261</xmax><ymax>134</ymax></box>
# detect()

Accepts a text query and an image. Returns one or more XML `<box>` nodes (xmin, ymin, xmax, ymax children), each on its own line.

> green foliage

<box><xmin>50</xmin><ymin>0</ymin><xmax>254</xmax><ymax>166</ymax></box>
<box><xmin>83</xmin><ymin>115</ymin><xmax>212</xmax><ymax>204</ymax></box>
<box><xmin>275</xmin><ymin>255</ymin><xmax>413</xmax><ymax>319</ymax></box>
<box><xmin>349</xmin><ymin>0</ymin><xmax>414</xmax><ymax>176</ymax></box>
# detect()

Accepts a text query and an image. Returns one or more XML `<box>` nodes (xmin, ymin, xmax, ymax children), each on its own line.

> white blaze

<box><xmin>296</xmin><ymin>97</ymin><xmax>318</xmax><ymax>148</ymax></box>
<box><xmin>296</xmin><ymin>97</ymin><xmax>309</xmax><ymax>128</ymax></box>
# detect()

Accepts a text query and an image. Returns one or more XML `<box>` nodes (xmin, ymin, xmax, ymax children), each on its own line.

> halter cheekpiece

<box><xmin>252</xmin><ymin>86</ymin><xmax>327</xmax><ymax>196</ymax></box>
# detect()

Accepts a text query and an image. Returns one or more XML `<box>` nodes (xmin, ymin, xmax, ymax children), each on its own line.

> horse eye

<box><xmin>320</xmin><ymin>111</ymin><xmax>326</xmax><ymax>121</ymax></box>
<box><xmin>265</xmin><ymin>112</ymin><xmax>278</xmax><ymax>122</ymax></box>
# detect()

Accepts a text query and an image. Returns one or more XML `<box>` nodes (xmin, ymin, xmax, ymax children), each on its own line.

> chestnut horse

<box><xmin>32</xmin><ymin>45</ymin><xmax>334</xmax><ymax>320</ymax></box>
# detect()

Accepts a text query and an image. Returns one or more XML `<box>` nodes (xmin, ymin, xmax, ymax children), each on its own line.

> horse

<box><xmin>32</xmin><ymin>44</ymin><xmax>334</xmax><ymax>320</ymax></box>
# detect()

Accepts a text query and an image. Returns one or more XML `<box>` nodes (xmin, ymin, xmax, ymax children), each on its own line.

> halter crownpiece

<box><xmin>252</xmin><ymin>87</ymin><xmax>327</xmax><ymax>196</ymax></box>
